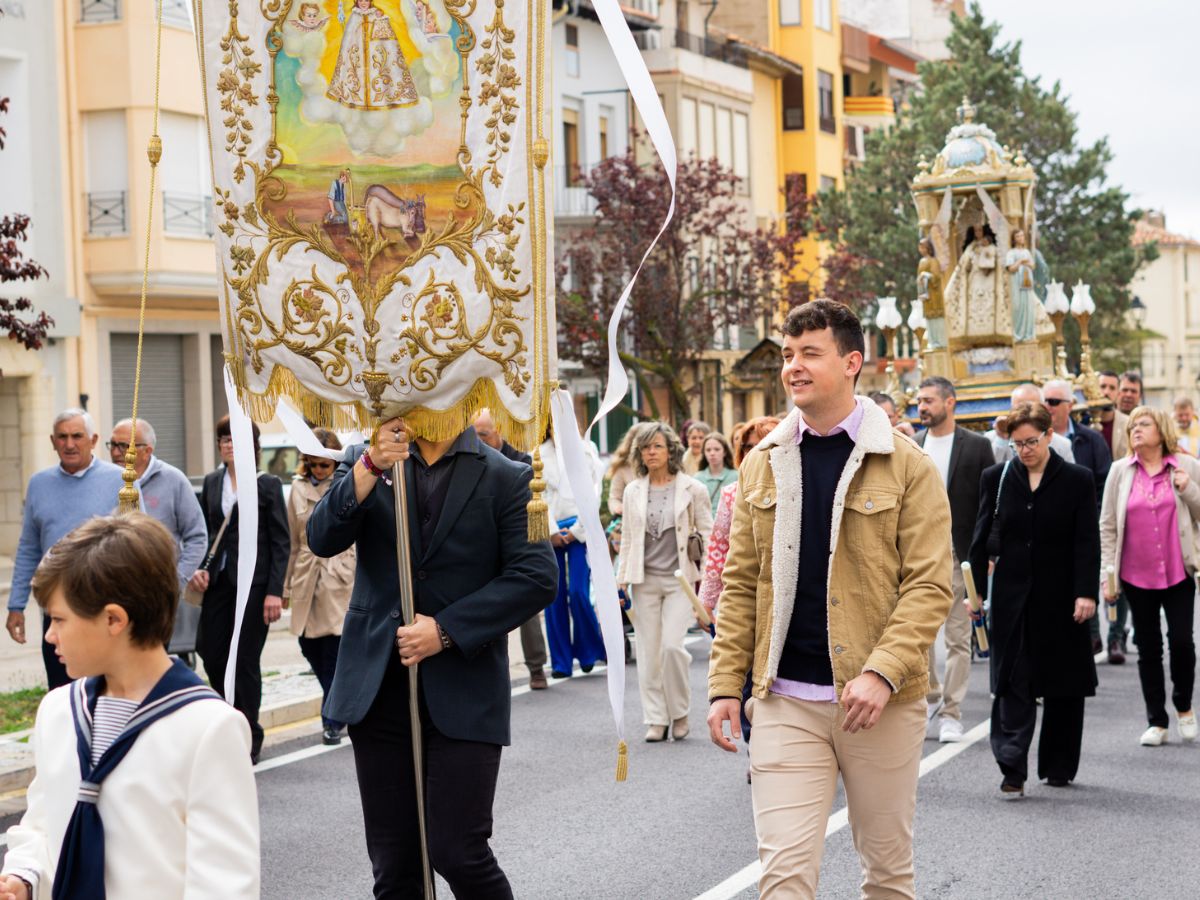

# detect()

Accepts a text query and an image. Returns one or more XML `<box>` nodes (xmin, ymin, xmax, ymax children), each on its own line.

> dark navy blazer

<box><xmin>306</xmin><ymin>429</ymin><xmax>557</xmax><ymax>745</ymax></box>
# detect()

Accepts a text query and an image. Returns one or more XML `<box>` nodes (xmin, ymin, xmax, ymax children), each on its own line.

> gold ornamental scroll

<box><xmin>193</xmin><ymin>0</ymin><xmax>555</xmax><ymax>452</ymax></box>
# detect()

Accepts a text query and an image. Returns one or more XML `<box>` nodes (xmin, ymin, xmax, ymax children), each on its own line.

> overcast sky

<box><xmin>975</xmin><ymin>0</ymin><xmax>1199</xmax><ymax>237</ymax></box>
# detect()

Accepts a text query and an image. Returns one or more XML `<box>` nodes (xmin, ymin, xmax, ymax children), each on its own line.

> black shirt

<box><xmin>779</xmin><ymin>430</ymin><xmax>856</xmax><ymax>685</ymax></box>
<box><xmin>409</xmin><ymin>429</ymin><xmax>476</xmax><ymax>552</ymax></box>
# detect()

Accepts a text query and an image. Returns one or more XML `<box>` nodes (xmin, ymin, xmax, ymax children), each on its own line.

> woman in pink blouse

<box><xmin>699</xmin><ymin>416</ymin><xmax>780</xmax><ymax>623</ymax></box>
<box><xmin>1100</xmin><ymin>406</ymin><xmax>1200</xmax><ymax>747</ymax></box>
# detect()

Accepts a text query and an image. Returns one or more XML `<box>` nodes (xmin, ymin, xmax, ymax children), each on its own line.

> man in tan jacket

<box><xmin>707</xmin><ymin>300</ymin><xmax>953</xmax><ymax>899</ymax></box>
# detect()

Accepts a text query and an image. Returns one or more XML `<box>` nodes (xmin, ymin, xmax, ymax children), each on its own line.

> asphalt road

<box><xmin>4</xmin><ymin>613</ymin><xmax>1199</xmax><ymax>899</ymax></box>
<box><xmin>254</xmin><ymin>612</ymin><xmax>1200</xmax><ymax>900</ymax></box>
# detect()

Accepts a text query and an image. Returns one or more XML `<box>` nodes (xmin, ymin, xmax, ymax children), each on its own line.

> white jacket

<box><xmin>617</xmin><ymin>473</ymin><xmax>714</xmax><ymax>585</ymax></box>
<box><xmin>2</xmin><ymin>684</ymin><xmax>260</xmax><ymax>899</ymax></box>
<box><xmin>540</xmin><ymin>438</ymin><xmax>602</xmax><ymax>542</ymax></box>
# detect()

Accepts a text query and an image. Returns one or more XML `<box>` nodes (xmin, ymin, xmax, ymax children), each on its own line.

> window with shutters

<box><xmin>783</xmin><ymin>73</ymin><xmax>804</xmax><ymax>131</ymax></box>
<box><xmin>565</xmin><ymin>23</ymin><xmax>580</xmax><ymax>78</ymax></box>
<box><xmin>562</xmin><ymin>108</ymin><xmax>581</xmax><ymax>185</ymax></box>
<box><xmin>818</xmin><ymin>70</ymin><xmax>835</xmax><ymax>134</ymax></box>
<box><xmin>111</xmin><ymin>334</ymin><xmax>187</xmax><ymax>470</ymax></box>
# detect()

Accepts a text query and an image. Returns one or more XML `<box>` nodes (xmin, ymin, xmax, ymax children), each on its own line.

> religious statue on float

<box><xmin>910</xmin><ymin>97</ymin><xmax>1056</xmax><ymax>380</ymax></box>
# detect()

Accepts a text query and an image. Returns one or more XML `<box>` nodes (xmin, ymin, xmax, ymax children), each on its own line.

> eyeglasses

<box><xmin>305</xmin><ymin>459</ymin><xmax>335</xmax><ymax>470</ymax></box>
<box><xmin>106</xmin><ymin>442</ymin><xmax>148</xmax><ymax>453</ymax></box>
<box><xmin>1008</xmin><ymin>433</ymin><xmax>1047</xmax><ymax>452</ymax></box>
<box><xmin>1043</xmin><ymin>398</ymin><xmax>1071</xmax><ymax>407</ymax></box>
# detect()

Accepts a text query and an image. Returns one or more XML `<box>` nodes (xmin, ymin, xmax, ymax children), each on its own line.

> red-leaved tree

<box><xmin>0</xmin><ymin>96</ymin><xmax>53</xmax><ymax>355</ymax></box>
<box><xmin>556</xmin><ymin>146</ymin><xmax>813</xmax><ymax>426</ymax></box>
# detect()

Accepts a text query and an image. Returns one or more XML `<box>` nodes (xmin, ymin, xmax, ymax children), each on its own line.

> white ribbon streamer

<box><xmin>223</xmin><ymin>367</ymin><xmax>261</xmax><ymax>702</ymax></box>
<box><xmin>550</xmin><ymin>390</ymin><xmax>625</xmax><ymax>746</ymax></box>
<box><xmin>274</xmin><ymin>396</ymin><xmax>343</xmax><ymax>459</ymax></box>
<box><xmin>583</xmin><ymin>0</ymin><xmax>677</xmax><ymax>443</ymax></box>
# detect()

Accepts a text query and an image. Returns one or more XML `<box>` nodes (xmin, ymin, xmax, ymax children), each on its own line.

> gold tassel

<box><xmin>615</xmin><ymin>740</ymin><xmax>628</xmax><ymax>782</ymax></box>
<box><xmin>527</xmin><ymin>447</ymin><xmax>550</xmax><ymax>542</ymax></box>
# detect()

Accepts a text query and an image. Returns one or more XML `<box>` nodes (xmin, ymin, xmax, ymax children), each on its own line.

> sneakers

<box><xmin>1179</xmin><ymin>711</ymin><xmax>1198</xmax><ymax>742</ymax></box>
<box><xmin>938</xmin><ymin>717</ymin><xmax>964</xmax><ymax>743</ymax></box>
<box><xmin>1140</xmin><ymin>725</ymin><xmax>1169</xmax><ymax>747</ymax></box>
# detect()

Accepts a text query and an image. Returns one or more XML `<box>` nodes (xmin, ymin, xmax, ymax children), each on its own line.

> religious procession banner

<box><xmin>193</xmin><ymin>0</ymin><xmax>555</xmax><ymax>450</ymax></box>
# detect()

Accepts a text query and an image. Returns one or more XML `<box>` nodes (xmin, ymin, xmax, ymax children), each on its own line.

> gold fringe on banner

<box><xmin>615</xmin><ymin>740</ymin><xmax>628</xmax><ymax>782</ymax></box>
<box><xmin>526</xmin><ymin>447</ymin><xmax>550</xmax><ymax>542</ymax></box>
<box><xmin>225</xmin><ymin>360</ymin><xmax>549</xmax><ymax>454</ymax></box>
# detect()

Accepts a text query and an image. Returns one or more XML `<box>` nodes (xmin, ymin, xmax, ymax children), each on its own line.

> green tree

<box><xmin>818</xmin><ymin>2</ymin><xmax>1153</xmax><ymax>365</ymax></box>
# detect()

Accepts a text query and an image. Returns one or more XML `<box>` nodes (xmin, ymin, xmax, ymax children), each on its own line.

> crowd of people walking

<box><xmin>0</xmin><ymin>298</ymin><xmax>1197</xmax><ymax>898</ymax></box>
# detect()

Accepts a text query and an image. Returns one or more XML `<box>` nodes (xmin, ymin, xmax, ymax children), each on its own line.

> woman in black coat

<box><xmin>969</xmin><ymin>402</ymin><xmax>1100</xmax><ymax>798</ymax></box>
<box><xmin>187</xmin><ymin>415</ymin><xmax>290</xmax><ymax>762</ymax></box>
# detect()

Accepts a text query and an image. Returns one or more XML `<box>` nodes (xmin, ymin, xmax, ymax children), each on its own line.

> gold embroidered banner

<box><xmin>194</xmin><ymin>0</ymin><xmax>555</xmax><ymax>448</ymax></box>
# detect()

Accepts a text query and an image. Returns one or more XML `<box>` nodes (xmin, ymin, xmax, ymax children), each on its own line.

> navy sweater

<box><xmin>778</xmin><ymin>431</ymin><xmax>855</xmax><ymax>684</ymax></box>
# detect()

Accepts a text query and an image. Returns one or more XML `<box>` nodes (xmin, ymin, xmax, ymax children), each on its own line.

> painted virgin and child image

<box><xmin>271</xmin><ymin>0</ymin><xmax>468</xmax><ymax>274</ymax></box>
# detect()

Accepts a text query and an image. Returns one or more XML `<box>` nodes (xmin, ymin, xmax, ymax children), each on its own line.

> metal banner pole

<box><xmin>392</xmin><ymin>460</ymin><xmax>436</xmax><ymax>898</ymax></box>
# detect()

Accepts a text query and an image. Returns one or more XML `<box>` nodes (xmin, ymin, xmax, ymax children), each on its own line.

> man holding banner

<box><xmin>307</xmin><ymin>418</ymin><xmax>556</xmax><ymax>898</ymax></box>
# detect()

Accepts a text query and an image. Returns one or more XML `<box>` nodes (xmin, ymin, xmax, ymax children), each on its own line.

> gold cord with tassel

<box><xmin>526</xmin><ymin>447</ymin><xmax>550</xmax><ymax>542</ymax></box>
<box><xmin>615</xmin><ymin>740</ymin><xmax>628</xmax><ymax>782</ymax></box>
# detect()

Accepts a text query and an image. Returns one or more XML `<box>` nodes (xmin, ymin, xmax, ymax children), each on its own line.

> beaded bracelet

<box><xmin>360</xmin><ymin>448</ymin><xmax>393</xmax><ymax>485</ymax></box>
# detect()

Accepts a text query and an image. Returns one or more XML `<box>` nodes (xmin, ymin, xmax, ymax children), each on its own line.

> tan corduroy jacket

<box><xmin>708</xmin><ymin>400</ymin><xmax>954</xmax><ymax>705</ymax></box>
<box><xmin>283</xmin><ymin>477</ymin><xmax>355</xmax><ymax>638</ymax></box>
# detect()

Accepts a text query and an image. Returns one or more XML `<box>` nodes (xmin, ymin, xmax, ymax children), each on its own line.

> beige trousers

<box><xmin>927</xmin><ymin>558</ymin><xmax>971</xmax><ymax>721</ymax></box>
<box><xmin>631</xmin><ymin>572</ymin><xmax>693</xmax><ymax>726</ymax></box>
<box><xmin>749</xmin><ymin>693</ymin><xmax>926</xmax><ymax>900</ymax></box>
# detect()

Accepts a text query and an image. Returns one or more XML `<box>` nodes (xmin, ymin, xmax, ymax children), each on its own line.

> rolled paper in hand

<box><xmin>1106</xmin><ymin>565</ymin><xmax>1118</xmax><ymax>623</ymax></box>
<box><xmin>674</xmin><ymin>569</ymin><xmax>714</xmax><ymax>630</ymax></box>
<box><xmin>961</xmin><ymin>561</ymin><xmax>990</xmax><ymax>656</ymax></box>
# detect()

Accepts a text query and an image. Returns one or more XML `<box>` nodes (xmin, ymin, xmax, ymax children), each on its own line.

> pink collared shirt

<box><xmin>1121</xmin><ymin>456</ymin><xmax>1187</xmax><ymax>590</ymax></box>
<box><xmin>772</xmin><ymin>398</ymin><xmax>866</xmax><ymax>704</ymax></box>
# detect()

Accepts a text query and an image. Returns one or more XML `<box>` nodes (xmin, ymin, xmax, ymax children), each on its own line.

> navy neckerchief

<box><xmin>53</xmin><ymin>658</ymin><xmax>221</xmax><ymax>900</ymax></box>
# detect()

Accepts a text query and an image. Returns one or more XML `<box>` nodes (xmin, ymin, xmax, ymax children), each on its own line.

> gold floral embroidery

<box><xmin>217</xmin><ymin>0</ymin><xmax>261</xmax><ymax>184</ymax></box>
<box><xmin>475</xmin><ymin>0</ymin><xmax>520</xmax><ymax>187</ymax></box>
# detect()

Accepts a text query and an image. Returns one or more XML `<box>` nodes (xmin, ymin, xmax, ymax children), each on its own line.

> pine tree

<box><xmin>818</xmin><ymin>2</ymin><xmax>1152</xmax><ymax>365</ymax></box>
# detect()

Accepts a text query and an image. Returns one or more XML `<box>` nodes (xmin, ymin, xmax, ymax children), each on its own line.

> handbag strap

<box><xmin>994</xmin><ymin>459</ymin><xmax>1012</xmax><ymax>518</ymax></box>
<box><xmin>200</xmin><ymin>509</ymin><xmax>234</xmax><ymax>571</ymax></box>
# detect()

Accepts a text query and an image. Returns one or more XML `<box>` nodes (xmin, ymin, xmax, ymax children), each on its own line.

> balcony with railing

<box><xmin>673</xmin><ymin>28</ymin><xmax>749</xmax><ymax>70</ymax></box>
<box><xmin>87</xmin><ymin>191</ymin><xmax>128</xmax><ymax>237</ymax></box>
<box><xmin>79</xmin><ymin>0</ymin><xmax>119</xmax><ymax>23</ymax></box>
<box><xmin>163</xmin><ymin>193</ymin><xmax>214</xmax><ymax>237</ymax></box>
<box><xmin>553</xmin><ymin>165</ymin><xmax>598</xmax><ymax>219</ymax></box>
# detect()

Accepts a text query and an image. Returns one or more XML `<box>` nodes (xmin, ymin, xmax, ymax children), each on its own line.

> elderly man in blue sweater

<box><xmin>108</xmin><ymin>417</ymin><xmax>208</xmax><ymax>651</ymax></box>
<box><xmin>6</xmin><ymin>408</ymin><xmax>124</xmax><ymax>687</ymax></box>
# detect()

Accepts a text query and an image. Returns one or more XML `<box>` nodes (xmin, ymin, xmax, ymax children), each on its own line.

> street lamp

<box><xmin>1130</xmin><ymin>295</ymin><xmax>1147</xmax><ymax>373</ymax></box>
<box><xmin>1043</xmin><ymin>281</ymin><xmax>1070</xmax><ymax>378</ymax></box>
<box><xmin>907</xmin><ymin>299</ymin><xmax>927</xmax><ymax>378</ymax></box>
<box><xmin>1070</xmin><ymin>281</ymin><xmax>1098</xmax><ymax>397</ymax></box>
<box><xmin>876</xmin><ymin>296</ymin><xmax>903</xmax><ymax>400</ymax></box>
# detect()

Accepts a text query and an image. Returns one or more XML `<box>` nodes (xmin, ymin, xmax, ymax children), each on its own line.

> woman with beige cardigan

<box><xmin>618</xmin><ymin>423</ymin><xmax>713</xmax><ymax>743</ymax></box>
<box><xmin>1100</xmin><ymin>406</ymin><xmax>1200</xmax><ymax>747</ymax></box>
<box><xmin>283</xmin><ymin>429</ymin><xmax>356</xmax><ymax>745</ymax></box>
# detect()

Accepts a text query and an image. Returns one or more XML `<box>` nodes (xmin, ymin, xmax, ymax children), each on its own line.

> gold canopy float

<box><xmin>883</xmin><ymin>97</ymin><xmax>1104</xmax><ymax>426</ymax></box>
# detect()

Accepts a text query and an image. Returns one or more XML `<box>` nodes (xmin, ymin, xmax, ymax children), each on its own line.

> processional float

<box><xmin>112</xmin><ymin>1</ymin><xmax>670</xmax><ymax>894</ymax></box>
<box><xmin>878</xmin><ymin>97</ymin><xmax>1104</xmax><ymax>427</ymax></box>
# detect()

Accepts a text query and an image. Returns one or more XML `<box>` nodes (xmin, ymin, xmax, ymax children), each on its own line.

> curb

<box><xmin>0</xmin><ymin>690</ymin><xmax>326</xmax><ymax>795</ymax></box>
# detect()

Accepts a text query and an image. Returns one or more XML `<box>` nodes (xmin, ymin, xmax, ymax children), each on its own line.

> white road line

<box><xmin>695</xmin><ymin>649</ymin><xmax>1109</xmax><ymax>900</ymax></box>
<box><xmin>253</xmin><ymin>632</ymin><xmax>708</xmax><ymax>773</ymax></box>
